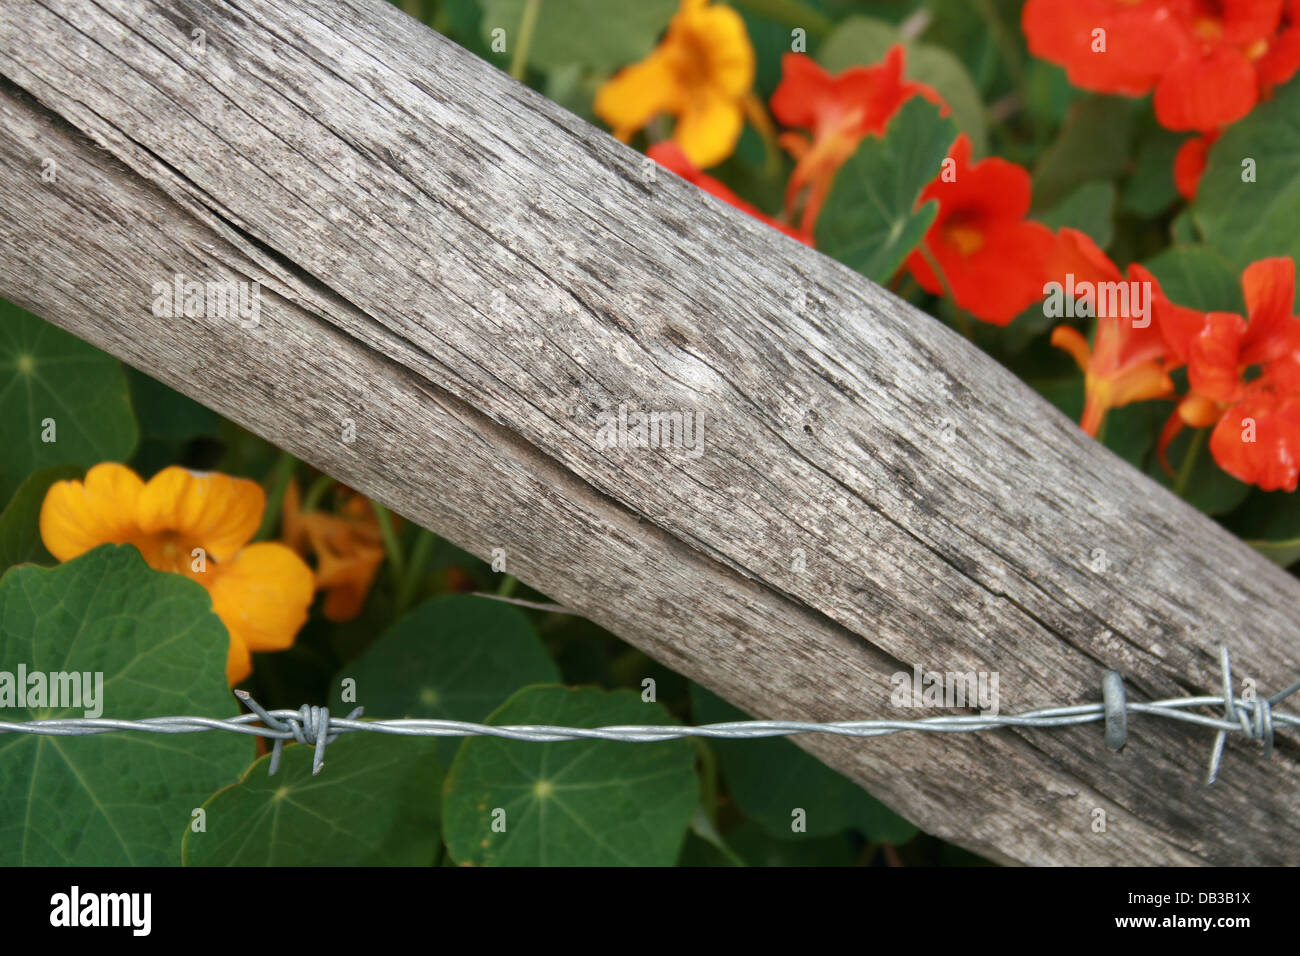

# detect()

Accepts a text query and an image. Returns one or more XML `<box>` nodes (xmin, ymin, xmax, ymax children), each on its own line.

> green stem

<box><xmin>396</xmin><ymin>528</ymin><xmax>438</xmax><ymax>614</ymax></box>
<box><xmin>371</xmin><ymin>503</ymin><xmax>406</xmax><ymax>582</ymax></box>
<box><xmin>509</xmin><ymin>0</ymin><xmax>541</xmax><ymax>81</ymax></box>
<box><xmin>255</xmin><ymin>452</ymin><xmax>296</xmax><ymax>540</ymax></box>
<box><xmin>1173</xmin><ymin>428</ymin><xmax>1207</xmax><ymax>498</ymax></box>
<box><xmin>742</xmin><ymin>94</ymin><xmax>783</xmax><ymax>187</ymax></box>
<box><xmin>301</xmin><ymin>472</ymin><xmax>334</xmax><ymax>512</ymax></box>
<box><xmin>496</xmin><ymin>574</ymin><xmax>518</xmax><ymax>598</ymax></box>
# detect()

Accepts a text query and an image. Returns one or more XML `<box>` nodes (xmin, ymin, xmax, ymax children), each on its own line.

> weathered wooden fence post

<box><xmin>1</xmin><ymin>0</ymin><xmax>1297</xmax><ymax>864</ymax></box>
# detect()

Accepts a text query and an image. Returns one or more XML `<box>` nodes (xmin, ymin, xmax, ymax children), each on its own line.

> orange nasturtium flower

<box><xmin>1154</xmin><ymin>257</ymin><xmax>1300</xmax><ymax>490</ymax></box>
<box><xmin>1047</xmin><ymin>229</ymin><xmax>1175</xmax><ymax>436</ymax></box>
<box><xmin>594</xmin><ymin>0</ymin><xmax>755</xmax><ymax>168</ymax></box>
<box><xmin>1023</xmin><ymin>0</ymin><xmax>1300</xmax><ymax>132</ymax></box>
<box><xmin>281</xmin><ymin>479</ymin><xmax>385</xmax><ymax>622</ymax></box>
<box><xmin>771</xmin><ymin>47</ymin><xmax>944</xmax><ymax>236</ymax></box>
<box><xmin>906</xmin><ymin>135</ymin><xmax>1057</xmax><ymax>325</ymax></box>
<box><xmin>40</xmin><ymin>464</ymin><xmax>314</xmax><ymax>684</ymax></box>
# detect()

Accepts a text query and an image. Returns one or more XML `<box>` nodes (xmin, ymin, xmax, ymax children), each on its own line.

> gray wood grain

<box><xmin>1</xmin><ymin>0</ymin><xmax>1297</xmax><ymax>865</ymax></box>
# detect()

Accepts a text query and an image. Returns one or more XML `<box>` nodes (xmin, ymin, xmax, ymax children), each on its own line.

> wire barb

<box><xmin>235</xmin><ymin>691</ymin><xmax>364</xmax><ymax>775</ymax></box>
<box><xmin>3</xmin><ymin>646</ymin><xmax>1296</xmax><ymax>784</ymax></box>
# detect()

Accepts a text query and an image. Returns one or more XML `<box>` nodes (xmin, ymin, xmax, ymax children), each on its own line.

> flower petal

<box><xmin>39</xmin><ymin>463</ymin><xmax>145</xmax><ymax>562</ymax></box>
<box><xmin>1109</xmin><ymin>360</ymin><xmax>1175</xmax><ymax>408</ymax></box>
<box><xmin>225</xmin><ymin>632</ymin><xmax>252</xmax><ymax>686</ymax></box>
<box><xmin>688</xmin><ymin>0</ymin><xmax>755</xmax><ymax>99</ymax></box>
<box><xmin>1240</xmin><ymin>256</ymin><xmax>1297</xmax><ymax>365</ymax></box>
<box><xmin>1257</xmin><ymin>19</ymin><xmax>1300</xmax><ymax>93</ymax></box>
<box><xmin>1154</xmin><ymin>47</ymin><xmax>1258</xmax><ymax>131</ymax></box>
<box><xmin>675</xmin><ymin>88</ymin><xmax>744</xmax><ymax>168</ymax></box>
<box><xmin>927</xmin><ymin>219</ymin><xmax>1056</xmax><ymax>324</ymax></box>
<box><xmin>770</xmin><ymin>53</ymin><xmax>830</xmax><ymax>129</ymax></box>
<box><xmin>1189</xmin><ymin>312</ymin><xmax>1248</xmax><ymax>401</ymax></box>
<box><xmin>1023</xmin><ymin>0</ymin><xmax>1186</xmax><ymax>95</ymax></box>
<box><xmin>594</xmin><ymin>51</ymin><xmax>682</xmax><ymax>141</ymax></box>
<box><xmin>1210</xmin><ymin>393</ymin><xmax>1300</xmax><ymax>491</ymax></box>
<box><xmin>1173</xmin><ymin>132</ymin><xmax>1218</xmax><ymax>201</ymax></box>
<box><xmin>207</xmin><ymin>541</ymin><xmax>314</xmax><ymax>654</ymax></box>
<box><xmin>137</xmin><ymin>467</ymin><xmax>264</xmax><ymax>562</ymax></box>
<box><xmin>1051</xmin><ymin>325</ymin><xmax>1092</xmax><ymax>372</ymax></box>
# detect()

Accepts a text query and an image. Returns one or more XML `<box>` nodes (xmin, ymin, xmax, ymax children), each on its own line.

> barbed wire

<box><xmin>1</xmin><ymin>646</ymin><xmax>1296</xmax><ymax>784</ymax></box>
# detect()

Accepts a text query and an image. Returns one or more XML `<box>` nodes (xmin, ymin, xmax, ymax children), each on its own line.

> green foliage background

<box><xmin>4</xmin><ymin>0</ymin><xmax>1299</xmax><ymax>866</ymax></box>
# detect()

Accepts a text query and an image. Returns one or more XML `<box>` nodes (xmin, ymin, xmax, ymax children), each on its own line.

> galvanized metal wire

<box><xmin>1</xmin><ymin>646</ymin><xmax>1295</xmax><ymax>783</ymax></box>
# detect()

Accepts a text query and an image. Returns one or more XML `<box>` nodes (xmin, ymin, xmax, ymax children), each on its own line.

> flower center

<box><xmin>673</xmin><ymin>29</ymin><xmax>716</xmax><ymax>90</ymax></box>
<box><xmin>1194</xmin><ymin>18</ymin><xmax>1223</xmax><ymax>41</ymax></box>
<box><xmin>157</xmin><ymin>535</ymin><xmax>188</xmax><ymax>573</ymax></box>
<box><xmin>944</xmin><ymin>222</ymin><xmax>985</xmax><ymax>256</ymax></box>
<box><xmin>147</xmin><ymin>532</ymin><xmax>211</xmax><ymax>579</ymax></box>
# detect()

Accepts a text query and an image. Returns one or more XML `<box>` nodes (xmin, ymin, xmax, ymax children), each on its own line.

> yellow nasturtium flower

<box><xmin>40</xmin><ymin>463</ymin><xmax>314</xmax><ymax>685</ymax></box>
<box><xmin>594</xmin><ymin>0</ymin><xmax>755</xmax><ymax>168</ymax></box>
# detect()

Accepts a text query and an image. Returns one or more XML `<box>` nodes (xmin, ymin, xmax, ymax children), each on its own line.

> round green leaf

<box><xmin>331</xmin><ymin>594</ymin><xmax>559</xmax><ymax>765</ymax></box>
<box><xmin>816</xmin><ymin>96</ymin><xmax>955</xmax><ymax>281</ymax></box>
<box><xmin>1141</xmin><ymin>245</ymin><xmax>1244</xmax><ymax>313</ymax></box>
<box><xmin>443</xmin><ymin>686</ymin><xmax>699</xmax><ymax>866</ymax></box>
<box><xmin>480</xmin><ymin>0</ymin><xmax>677</xmax><ymax>74</ymax></box>
<box><xmin>690</xmin><ymin>684</ymin><xmax>918</xmax><ymax>844</ymax></box>
<box><xmin>1170</xmin><ymin>207</ymin><xmax>1201</xmax><ymax>245</ymax></box>
<box><xmin>816</xmin><ymin>15</ymin><xmax>898</xmax><ymax>70</ymax></box>
<box><xmin>1038</xmin><ymin>180</ymin><xmax>1116</xmax><ymax>251</ymax></box>
<box><xmin>127</xmin><ymin>367</ymin><xmax>220</xmax><ymax>443</ymax></box>
<box><xmin>1194</xmin><ymin>77</ymin><xmax>1300</xmax><ymax>270</ymax></box>
<box><xmin>1031</xmin><ymin>96</ymin><xmax>1135</xmax><ymax>210</ymax></box>
<box><xmin>1123</xmin><ymin>125</ymin><xmax>1183</xmax><ymax>218</ymax></box>
<box><xmin>0</xmin><ymin>301</ymin><xmax>137</xmax><ymax>501</ymax></box>
<box><xmin>906</xmin><ymin>44</ymin><xmax>988</xmax><ymax>157</ymax></box>
<box><xmin>0</xmin><ymin>545</ymin><xmax>251</xmax><ymax>864</ymax></box>
<box><xmin>727</xmin><ymin>820</ymin><xmax>857</xmax><ymax>866</ymax></box>
<box><xmin>183</xmin><ymin>734</ymin><xmax>442</xmax><ymax>866</ymax></box>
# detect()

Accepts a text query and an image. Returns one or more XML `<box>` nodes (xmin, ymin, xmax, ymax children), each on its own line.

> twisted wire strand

<box><xmin>1</xmin><ymin>646</ymin><xmax>1295</xmax><ymax>782</ymax></box>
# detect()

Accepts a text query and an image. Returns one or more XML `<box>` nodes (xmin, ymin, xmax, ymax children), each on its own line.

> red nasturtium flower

<box><xmin>771</xmin><ymin>47</ymin><xmax>943</xmax><ymax>235</ymax></box>
<box><xmin>905</xmin><ymin>135</ymin><xmax>1056</xmax><ymax>325</ymax></box>
<box><xmin>1206</xmin><ymin>364</ymin><xmax>1300</xmax><ymax>490</ymax></box>
<box><xmin>1023</xmin><ymin>0</ymin><xmax>1300</xmax><ymax>132</ymax></box>
<box><xmin>1048</xmin><ymin>228</ymin><xmax>1175</xmax><ymax>435</ymax></box>
<box><xmin>40</xmin><ymin>464</ymin><xmax>314</xmax><ymax>684</ymax></box>
<box><xmin>1155</xmin><ymin>257</ymin><xmax>1300</xmax><ymax>490</ymax></box>
<box><xmin>646</xmin><ymin>141</ymin><xmax>811</xmax><ymax>244</ymax></box>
